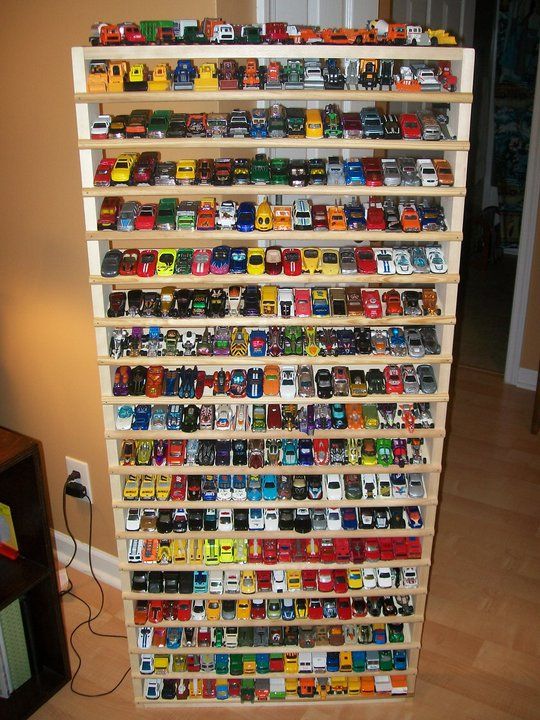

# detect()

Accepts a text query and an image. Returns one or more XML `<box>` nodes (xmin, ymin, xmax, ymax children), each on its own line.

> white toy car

<box><xmin>280</xmin><ymin>367</ymin><xmax>297</xmax><ymax>400</ymax></box>
<box><xmin>326</xmin><ymin>508</ymin><xmax>341</xmax><ymax>531</ymax></box>
<box><xmin>376</xmin><ymin>567</ymin><xmax>393</xmax><ymax>588</ymax></box>
<box><xmin>224</xmin><ymin>570</ymin><xmax>240</xmax><ymax>594</ymax></box>
<box><xmin>361</xmin><ymin>474</ymin><xmax>378</xmax><ymax>498</ymax></box>
<box><xmin>138</xmin><ymin>626</ymin><xmax>153</xmax><ymax>648</ymax></box>
<box><xmin>208</xmin><ymin>570</ymin><xmax>224</xmax><ymax>594</ymax></box>
<box><xmin>191</xmin><ymin>599</ymin><xmax>206</xmax><ymax>621</ymax></box>
<box><xmin>402</xmin><ymin>566</ymin><xmax>418</xmax><ymax>588</ymax></box>
<box><xmin>144</xmin><ymin>678</ymin><xmax>162</xmax><ymax>700</ymax></box>
<box><xmin>116</xmin><ymin>404</ymin><xmax>134</xmax><ymax>430</ymax></box>
<box><xmin>362</xmin><ymin>567</ymin><xmax>377</xmax><ymax>589</ymax></box>
<box><xmin>125</xmin><ymin>507</ymin><xmax>141</xmax><ymax>531</ymax></box>
<box><xmin>324</xmin><ymin>474</ymin><xmax>344</xmax><ymax>500</ymax></box>
<box><xmin>278</xmin><ymin>288</ymin><xmax>295</xmax><ymax>317</ymax></box>
<box><xmin>394</xmin><ymin>248</ymin><xmax>413</xmax><ymax>274</ymax></box>
<box><xmin>90</xmin><ymin>114</ymin><xmax>111</xmax><ymax>139</ymax></box>
<box><xmin>272</xmin><ymin>570</ymin><xmax>286</xmax><ymax>593</ymax></box>
<box><xmin>426</xmin><ymin>245</ymin><xmax>448</xmax><ymax>273</ymax></box>
<box><xmin>375</xmin><ymin>249</ymin><xmax>396</xmax><ymax>275</ymax></box>
<box><xmin>218</xmin><ymin>509</ymin><xmax>233</xmax><ymax>532</ymax></box>
<box><xmin>248</xmin><ymin>507</ymin><xmax>264</xmax><ymax>530</ymax></box>
<box><xmin>416</xmin><ymin>158</ymin><xmax>438</xmax><ymax>186</ymax></box>
<box><xmin>216</xmin><ymin>200</ymin><xmax>237</xmax><ymax>229</ymax></box>
<box><xmin>264</xmin><ymin>508</ymin><xmax>279</xmax><ymax>531</ymax></box>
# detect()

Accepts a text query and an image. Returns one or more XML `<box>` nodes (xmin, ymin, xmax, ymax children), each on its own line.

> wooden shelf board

<box><xmin>132</xmin><ymin>668</ymin><xmax>416</xmax><ymax>680</ymax></box>
<box><xmin>103</xmin><ymin>392</ymin><xmax>447</xmax><ymax>406</ymax></box>
<box><xmin>123</xmin><ymin>587</ymin><xmax>426</xmax><ymax>601</ymax></box>
<box><xmin>117</xmin><ymin>528</ymin><xmax>433</xmax><ymax>540</ymax></box>
<box><xmin>95</xmin><ymin>315</ymin><xmax>456</xmax><ymax>329</ymax></box>
<box><xmin>0</xmin><ymin>556</ymin><xmax>49</xmax><ymax>611</ymax></box>
<box><xmin>129</xmin><ymin>641</ymin><xmax>419</xmax><ymax>655</ymax></box>
<box><xmin>79</xmin><ymin>138</ymin><xmax>469</xmax><ymax>151</ymax></box>
<box><xmin>134</xmin><ymin>695</ymin><xmax>411</xmax><ymax>705</ymax></box>
<box><xmin>107</xmin><ymin>428</ymin><xmax>444</xmax><ymax>441</ymax></box>
<box><xmin>82</xmin><ymin>44</ymin><xmax>470</xmax><ymax>61</ymax></box>
<box><xmin>76</xmin><ymin>89</ymin><xmax>472</xmax><ymax>104</ymax></box>
<box><xmin>120</xmin><ymin>558</ymin><xmax>430</xmax><ymax>572</ymax></box>
<box><xmin>85</xmin><ymin>185</ymin><xmax>466</xmax><ymax>198</ymax></box>
<box><xmin>127</xmin><ymin>614</ymin><xmax>424</xmax><ymax>628</ymax></box>
<box><xmin>90</xmin><ymin>273</ymin><xmax>458</xmax><ymax>287</ymax></box>
<box><xmin>114</xmin><ymin>498</ymin><xmax>437</xmax><ymax>510</ymax></box>
<box><xmin>88</xmin><ymin>230</ymin><xmax>463</xmax><ymax>243</ymax></box>
<box><xmin>98</xmin><ymin>354</ymin><xmax>452</xmax><ymax>368</ymax></box>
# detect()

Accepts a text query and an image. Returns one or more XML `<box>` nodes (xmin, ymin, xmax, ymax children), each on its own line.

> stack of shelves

<box><xmin>73</xmin><ymin>41</ymin><xmax>473</xmax><ymax>705</ymax></box>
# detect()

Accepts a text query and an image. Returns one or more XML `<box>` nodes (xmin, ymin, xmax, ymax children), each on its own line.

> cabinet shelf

<box><xmin>98</xmin><ymin>354</ymin><xmax>452</xmax><ymax>368</ymax></box>
<box><xmin>90</xmin><ymin>273</ymin><xmax>459</xmax><ymax>287</ymax></box>
<box><xmin>88</xmin><ymin>230</ymin><xmax>463</xmax><ymax>244</ymax></box>
<box><xmin>106</xmin><ymin>428</ymin><xmax>444</xmax><ymax>441</ymax></box>
<box><xmin>114</xmin><ymin>498</ymin><xmax>437</xmax><ymax>510</ymax></box>
<box><xmin>118</xmin><ymin>528</ymin><xmax>433</xmax><ymax>540</ymax></box>
<box><xmin>123</xmin><ymin>587</ymin><xmax>426</xmax><ymax>601</ymax></box>
<box><xmin>76</xmin><ymin>89</ymin><xmax>473</xmax><ymax>104</ymax></box>
<box><xmin>120</xmin><ymin>558</ymin><xmax>431</xmax><ymax>572</ymax></box>
<box><xmin>131</xmin><ymin>669</ymin><xmax>416</xmax><ymax>680</ymax></box>
<box><xmin>129</xmin><ymin>640</ymin><xmax>419</xmax><ymax>655</ymax></box>
<box><xmin>95</xmin><ymin>315</ymin><xmax>455</xmax><ymax>329</ymax></box>
<box><xmin>80</xmin><ymin>137</ymin><xmax>469</xmax><ymax>151</ymax></box>
<box><xmin>127</xmin><ymin>614</ymin><xmax>424</xmax><ymax>628</ymax></box>
<box><xmin>85</xmin><ymin>185</ymin><xmax>466</xmax><ymax>198</ymax></box>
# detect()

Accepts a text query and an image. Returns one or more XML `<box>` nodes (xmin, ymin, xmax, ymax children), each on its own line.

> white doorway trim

<box><xmin>504</xmin><ymin>52</ymin><xmax>540</xmax><ymax>390</ymax></box>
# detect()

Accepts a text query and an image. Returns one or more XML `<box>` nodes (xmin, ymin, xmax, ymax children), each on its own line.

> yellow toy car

<box><xmin>194</xmin><ymin>63</ymin><xmax>219</xmax><ymax>91</ymax></box>
<box><xmin>305</xmin><ymin>108</ymin><xmax>324</xmax><ymax>138</ymax></box>
<box><xmin>427</xmin><ymin>28</ymin><xmax>457</xmax><ymax>45</ymax></box>
<box><xmin>204</xmin><ymin>538</ymin><xmax>220</xmax><ymax>565</ymax></box>
<box><xmin>108</xmin><ymin>61</ymin><xmax>128</xmax><ymax>92</ymax></box>
<box><xmin>139</xmin><ymin>475</ymin><xmax>155</xmax><ymax>500</ymax></box>
<box><xmin>171</xmin><ymin>539</ymin><xmax>187</xmax><ymax>563</ymax></box>
<box><xmin>284</xmin><ymin>653</ymin><xmax>299</xmax><ymax>673</ymax></box>
<box><xmin>156</xmin><ymin>249</ymin><xmax>177</xmax><ymax>276</ymax></box>
<box><xmin>295</xmin><ymin>599</ymin><xmax>307</xmax><ymax>618</ymax></box>
<box><xmin>155</xmin><ymin>475</ymin><xmax>171</xmax><ymax>499</ymax></box>
<box><xmin>148</xmin><ymin>63</ymin><xmax>171</xmax><ymax>91</ymax></box>
<box><xmin>189</xmin><ymin>539</ymin><xmax>203</xmax><ymax>563</ymax></box>
<box><xmin>218</xmin><ymin>539</ymin><xmax>235</xmax><ymax>562</ymax></box>
<box><xmin>347</xmin><ymin>568</ymin><xmax>363</xmax><ymax>589</ymax></box>
<box><xmin>261</xmin><ymin>286</ymin><xmax>278</xmax><ymax>316</ymax></box>
<box><xmin>321</xmin><ymin>248</ymin><xmax>340</xmax><ymax>274</ymax></box>
<box><xmin>154</xmin><ymin>655</ymin><xmax>170</xmax><ymax>672</ymax></box>
<box><xmin>339</xmin><ymin>651</ymin><xmax>352</xmax><ymax>672</ymax></box>
<box><xmin>240</xmin><ymin>570</ymin><xmax>256</xmax><ymax>594</ymax></box>
<box><xmin>122</xmin><ymin>475</ymin><xmax>139</xmax><ymax>500</ymax></box>
<box><xmin>87</xmin><ymin>60</ymin><xmax>108</xmax><ymax>93</ymax></box>
<box><xmin>287</xmin><ymin>571</ymin><xmax>302</xmax><ymax>591</ymax></box>
<box><xmin>327</xmin><ymin>205</ymin><xmax>347</xmax><ymax>231</ymax></box>
<box><xmin>301</xmin><ymin>247</ymin><xmax>322</xmax><ymax>273</ymax></box>
<box><xmin>175</xmin><ymin>159</ymin><xmax>196</xmax><ymax>185</ymax></box>
<box><xmin>255</xmin><ymin>198</ymin><xmax>274</xmax><ymax>231</ymax></box>
<box><xmin>247</xmin><ymin>247</ymin><xmax>266</xmax><ymax>274</ymax></box>
<box><xmin>206</xmin><ymin>600</ymin><xmax>221</xmax><ymax>621</ymax></box>
<box><xmin>157</xmin><ymin>541</ymin><xmax>171</xmax><ymax>564</ymax></box>
<box><xmin>347</xmin><ymin>677</ymin><xmax>361</xmax><ymax>696</ymax></box>
<box><xmin>237</xmin><ymin>598</ymin><xmax>251</xmax><ymax>620</ymax></box>
<box><xmin>273</xmin><ymin>206</ymin><xmax>292</xmax><ymax>231</ymax></box>
<box><xmin>285</xmin><ymin>678</ymin><xmax>297</xmax><ymax>696</ymax></box>
<box><xmin>111</xmin><ymin>153</ymin><xmax>139</xmax><ymax>185</ymax></box>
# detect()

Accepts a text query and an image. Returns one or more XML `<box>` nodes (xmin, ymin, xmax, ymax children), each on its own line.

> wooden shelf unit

<box><xmin>73</xmin><ymin>40</ymin><xmax>474</xmax><ymax>706</ymax></box>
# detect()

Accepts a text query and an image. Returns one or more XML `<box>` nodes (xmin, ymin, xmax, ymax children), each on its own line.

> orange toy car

<box><xmin>346</xmin><ymin>404</ymin><xmax>364</xmax><ymax>429</ymax></box>
<box><xmin>242</xmin><ymin>58</ymin><xmax>261</xmax><ymax>89</ymax></box>
<box><xmin>263</xmin><ymin>365</ymin><xmax>280</xmax><ymax>396</ymax></box>
<box><xmin>433</xmin><ymin>159</ymin><xmax>454</xmax><ymax>186</ymax></box>
<box><xmin>400</xmin><ymin>205</ymin><xmax>421</xmax><ymax>233</ymax></box>
<box><xmin>421</xmin><ymin>288</ymin><xmax>441</xmax><ymax>315</ymax></box>
<box><xmin>327</xmin><ymin>205</ymin><xmax>347</xmax><ymax>231</ymax></box>
<box><xmin>272</xmin><ymin>206</ymin><xmax>292</xmax><ymax>231</ymax></box>
<box><xmin>146</xmin><ymin>366</ymin><xmax>164</xmax><ymax>398</ymax></box>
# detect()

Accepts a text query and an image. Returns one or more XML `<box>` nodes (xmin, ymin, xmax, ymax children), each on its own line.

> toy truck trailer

<box><xmin>139</xmin><ymin>20</ymin><xmax>174</xmax><ymax>43</ymax></box>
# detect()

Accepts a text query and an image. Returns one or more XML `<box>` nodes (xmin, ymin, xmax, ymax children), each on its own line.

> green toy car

<box><xmin>270</xmin><ymin>158</ymin><xmax>290</xmax><ymax>184</ymax></box>
<box><xmin>250</xmin><ymin>153</ymin><xmax>271</xmax><ymax>184</ymax></box>
<box><xmin>376</xmin><ymin>438</ymin><xmax>393</xmax><ymax>466</ymax></box>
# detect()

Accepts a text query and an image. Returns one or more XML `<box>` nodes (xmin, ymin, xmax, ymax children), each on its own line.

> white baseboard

<box><xmin>515</xmin><ymin>367</ymin><xmax>538</xmax><ymax>391</ymax></box>
<box><xmin>53</xmin><ymin>530</ymin><xmax>120</xmax><ymax>590</ymax></box>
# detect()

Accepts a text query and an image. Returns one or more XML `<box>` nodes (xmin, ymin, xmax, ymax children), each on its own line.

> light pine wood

<box><xmin>105</xmin><ymin>427</ymin><xmax>444</xmax><ymax>440</ymax></box>
<box><xmin>119</xmin><ymin>558</ymin><xmax>431</xmax><ymax>572</ymax></box>
<box><xmin>113</xmin><ymin>497</ymin><xmax>438</xmax><ymax>510</ymax></box>
<box><xmin>76</xmin><ymin>89</ymin><xmax>473</xmax><ymax>104</ymax></box>
<box><xmin>85</xmin><ymin>184</ymin><xmax>466</xmax><ymax>198</ymax></box>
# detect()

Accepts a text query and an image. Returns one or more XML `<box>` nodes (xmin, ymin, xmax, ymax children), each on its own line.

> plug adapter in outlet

<box><xmin>65</xmin><ymin>457</ymin><xmax>92</xmax><ymax>502</ymax></box>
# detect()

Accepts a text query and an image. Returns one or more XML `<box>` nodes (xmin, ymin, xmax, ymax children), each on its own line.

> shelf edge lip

<box><xmin>130</xmin><ymin>669</ymin><xmax>417</xmax><ymax>680</ymax></box>
<box><xmin>79</xmin><ymin>138</ymin><xmax>470</xmax><ymax>150</ymax></box>
<box><xmin>94</xmin><ymin>316</ymin><xmax>457</xmax><ymax>328</ymax></box>
<box><xmin>125</xmin><ymin>614</ymin><xmax>425</xmax><ymax>628</ymax></box>
<box><xmin>105</xmin><ymin>429</ymin><xmax>445</xmax><ymax>440</ymax></box>
<box><xmin>118</xmin><ymin>558</ymin><xmax>432</xmax><ymax>570</ymax></box>
<box><xmin>128</xmin><ymin>640</ymin><xmax>421</xmax><ymax>654</ymax></box>
<box><xmin>86</xmin><ymin>231</ymin><xmax>464</xmax><ymax>242</ymax></box>
<box><xmin>97</xmin><ymin>356</ymin><xmax>453</xmax><ymax>367</ymax></box>
<box><xmin>116</xmin><ymin>528</ymin><xmax>435</xmax><ymax>539</ymax></box>
<box><xmin>113</xmin><ymin>499</ymin><xmax>439</xmax><ymax>509</ymax></box>
<box><xmin>121</xmin><ymin>587</ymin><xmax>427</xmax><ymax>600</ymax></box>
<box><xmin>75</xmin><ymin>90</ymin><xmax>473</xmax><ymax>104</ymax></box>
<box><xmin>102</xmin><ymin>394</ymin><xmax>449</xmax><ymax>406</ymax></box>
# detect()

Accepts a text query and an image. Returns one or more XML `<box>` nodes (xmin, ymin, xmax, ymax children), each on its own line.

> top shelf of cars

<box><xmin>89</xmin><ymin>19</ymin><xmax>458</xmax><ymax>49</ymax></box>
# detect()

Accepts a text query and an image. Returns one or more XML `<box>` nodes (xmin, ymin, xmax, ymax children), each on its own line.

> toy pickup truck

<box><xmin>411</xmin><ymin>64</ymin><xmax>441</xmax><ymax>91</ymax></box>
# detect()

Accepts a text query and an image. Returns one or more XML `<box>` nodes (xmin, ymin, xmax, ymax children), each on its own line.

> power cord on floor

<box><xmin>61</xmin><ymin>472</ymin><xmax>130</xmax><ymax>697</ymax></box>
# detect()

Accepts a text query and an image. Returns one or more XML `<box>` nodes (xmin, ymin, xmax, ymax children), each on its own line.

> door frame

<box><xmin>504</xmin><ymin>52</ymin><xmax>540</xmax><ymax>390</ymax></box>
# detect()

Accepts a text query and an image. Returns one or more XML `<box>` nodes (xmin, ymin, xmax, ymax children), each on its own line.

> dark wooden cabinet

<box><xmin>0</xmin><ymin>428</ymin><xmax>70</xmax><ymax>719</ymax></box>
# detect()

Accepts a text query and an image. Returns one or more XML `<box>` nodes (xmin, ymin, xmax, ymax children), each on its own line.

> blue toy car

<box><xmin>193</xmin><ymin>570</ymin><xmax>208</xmax><ymax>593</ymax></box>
<box><xmin>393</xmin><ymin>650</ymin><xmax>407</xmax><ymax>670</ymax></box>
<box><xmin>230</xmin><ymin>247</ymin><xmax>248</xmax><ymax>273</ymax></box>
<box><xmin>344</xmin><ymin>202</ymin><xmax>367</xmax><ymax>230</ymax></box>
<box><xmin>173</xmin><ymin>60</ymin><xmax>196</xmax><ymax>90</ymax></box>
<box><xmin>201</xmin><ymin>475</ymin><xmax>217</xmax><ymax>501</ymax></box>
<box><xmin>249</xmin><ymin>109</ymin><xmax>268</xmax><ymax>138</ymax></box>
<box><xmin>326</xmin><ymin>652</ymin><xmax>340</xmax><ymax>672</ymax></box>
<box><xmin>210</xmin><ymin>245</ymin><xmax>231</xmax><ymax>274</ymax></box>
<box><xmin>281</xmin><ymin>439</ymin><xmax>298</xmax><ymax>465</ymax></box>
<box><xmin>132</xmin><ymin>404</ymin><xmax>151</xmax><ymax>430</ymax></box>
<box><xmin>281</xmin><ymin>599</ymin><xmax>295</xmax><ymax>621</ymax></box>
<box><xmin>247</xmin><ymin>476</ymin><xmax>262</xmax><ymax>501</ymax></box>
<box><xmin>236</xmin><ymin>202</ymin><xmax>256</xmax><ymax>232</ymax></box>
<box><xmin>262</xmin><ymin>475</ymin><xmax>278</xmax><ymax>500</ymax></box>
<box><xmin>298</xmin><ymin>439</ymin><xmax>314</xmax><ymax>466</ymax></box>
<box><xmin>344</xmin><ymin>160</ymin><xmax>366</xmax><ymax>185</ymax></box>
<box><xmin>246</xmin><ymin>368</ymin><xmax>264</xmax><ymax>398</ymax></box>
<box><xmin>166</xmin><ymin>627</ymin><xmax>182</xmax><ymax>649</ymax></box>
<box><xmin>312</xmin><ymin>289</ymin><xmax>330</xmax><ymax>316</ymax></box>
<box><xmin>389</xmin><ymin>326</ymin><xmax>407</xmax><ymax>354</ymax></box>
<box><xmin>166</xmin><ymin>404</ymin><xmax>182</xmax><ymax>430</ymax></box>
<box><xmin>330</xmin><ymin>403</ymin><xmax>347</xmax><ymax>429</ymax></box>
<box><xmin>249</xmin><ymin>330</ymin><xmax>267</xmax><ymax>357</ymax></box>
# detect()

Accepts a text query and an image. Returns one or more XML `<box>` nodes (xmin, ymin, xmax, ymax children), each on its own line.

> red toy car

<box><xmin>308</xmin><ymin>598</ymin><xmax>324</xmax><ymax>620</ymax></box>
<box><xmin>333</xmin><ymin>570</ymin><xmax>348</xmax><ymax>594</ymax></box>
<box><xmin>362</xmin><ymin>157</ymin><xmax>383</xmax><ymax>186</ymax></box>
<box><xmin>94</xmin><ymin>157</ymin><xmax>116</xmax><ymax>187</ymax></box>
<box><xmin>304</xmin><ymin>539</ymin><xmax>320</xmax><ymax>562</ymax></box>
<box><xmin>250</xmin><ymin>599</ymin><xmax>266</xmax><ymax>619</ymax></box>
<box><xmin>282</xmin><ymin>248</ymin><xmax>303</xmax><ymax>276</ymax></box>
<box><xmin>384</xmin><ymin>365</ymin><xmax>404</xmax><ymax>394</ymax></box>
<box><xmin>301</xmin><ymin>569</ymin><xmax>317</xmax><ymax>591</ymax></box>
<box><xmin>170</xmin><ymin>475</ymin><xmax>186</xmax><ymax>501</ymax></box>
<box><xmin>120</xmin><ymin>249</ymin><xmax>139</xmax><ymax>275</ymax></box>
<box><xmin>97</xmin><ymin>196</ymin><xmax>123</xmax><ymax>230</ymax></box>
<box><xmin>400</xmin><ymin>113</ymin><xmax>422</xmax><ymax>139</ymax></box>
<box><xmin>366</xmin><ymin>199</ymin><xmax>386</xmax><ymax>231</ymax></box>
<box><xmin>135</xmin><ymin>203</ymin><xmax>157</xmax><ymax>230</ymax></box>
<box><xmin>167</xmin><ymin>439</ymin><xmax>186</xmax><ymax>466</ymax></box>
<box><xmin>148</xmin><ymin>600</ymin><xmax>163</xmax><ymax>623</ymax></box>
<box><xmin>364</xmin><ymin>538</ymin><xmax>380</xmax><ymax>561</ymax></box>
<box><xmin>313</xmin><ymin>438</ymin><xmax>329</xmax><ymax>465</ymax></box>
<box><xmin>383</xmin><ymin>289</ymin><xmax>403</xmax><ymax>316</ymax></box>
<box><xmin>267</xmin><ymin>404</ymin><xmax>282</xmax><ymax>429</ymax></box>
<box><xmin>378</xmin><ymin>537</ymin><xmax>395</xmax><ymax>561</ymax></box>
<box><xmin>262</xmin><ymin>539</ymin><xmax>277</xmax><ymax>564</ymax></box>
<box><xmin>192</xmin><ymin>248</ymin><xmax>213</xmax><ymax>275</ymax></box>
<box><xmin>355</xmin><ymin>246</ymin><xmax>377</xmax><ymax>274</ymax></box>
<box><xmin>176</xmin><ymin>599</ymin><xmax>191</xmax><ymax>621</ymax></box>
<box><xmin>392</xmin><ymin>537</ymin><xmax>408</xmax><ymax>559</ymax></box>
<box><xmin>277</xmin><ymin>539</ymin><xmax>292</xmax><ymax>562</ymax></box>
<box><xmin>337</xmin><ymin>597</ymin><xmax>352</xmax><ymax>620</ymax></box>
<box><xmin>319</xmin><ymin>538</ymin><xmax>336</xmax><ymax>563</ymax></box>
<box><xmin>333</xmin><ymin>538</ymin><xmax>351</xmax><ymax>563</ymax></box>
<box><xmin>312</xmin><ymin>205</ymin><xmax>330</xmax><ymax>231</ymax></box>
<box><xmin>256</xmin><ymin>570</ymin><xmax>272</xmax><ymax>592</ymax></box>
<box><xmin>361</xmin><ymin>290</ymin><xmax>382</xmax><ymax>318</ymax></box>
<box><xmin>265</xmin><ymin>246</ymin><xmax>283</xmax><ymax>275</ymax></box>
<box><xmin>406</xmin><ymin>536</ymin><xmax>422</xmax><ymax>559</ymax></box>
<box><xmin>317</xmin><ymin>570</ymin><xmax>334</xmax><ymax>593</ymax></box>
<box><xmin>294</xmin><ymin>288</ymin><xmax>312</xmax><ymax>317</ymax></box>
<box><xmin>137</xmin><ymin>249</ymin><xmax>158</xmax><ymax>277</ymax></box>
<box><xmin>292</xmin><ymin>539</ymin><xmax>306</xmax><ymax>562</ymax></box>
<box><xmin>350</xmin><ymin>539</ymin><xmax>365</xmax><ymax>563</ymax></box>
<box><xmin>132</xmin><ymin>151</ymin><xmax>159</xmax><ymax>185</ymax></box>
<box><xmin>196</xmin><ymin>202</ymin><xmax>216</xmax><ymax>231</ymax></box>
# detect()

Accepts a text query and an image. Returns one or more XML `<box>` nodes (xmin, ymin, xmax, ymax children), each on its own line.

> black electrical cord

<box><xmin>61</xmin><ymin>479</ymin><xmax>130</xmax><ymax>697</ymax></box>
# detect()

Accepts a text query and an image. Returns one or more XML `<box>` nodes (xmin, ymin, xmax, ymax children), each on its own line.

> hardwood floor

<box><xmin>31</xmin><ymin>368</ymin><xmax>539</xmax><ymax>719</ymax></box>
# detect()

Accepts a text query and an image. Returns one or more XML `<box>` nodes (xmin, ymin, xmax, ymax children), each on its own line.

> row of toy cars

<box><xmin>87</xmin><ymin>56</ymin><xmax>456</xmax><ymax>93</ymax></box>
<box><xmin>91</xmin><ymin>105</ymin><xmax>452</xmax><ymax>140</ymax></box>
<box><xmin>143</xmin><ymin>674</ymin><xmax>408</xmax><ymax>701</ymax></box>
<box><xmin>107</xmin><ymin>287</ymin><xmax>442</xmax><ymax>323</ymax></box>
<box><xmin>118</xmin><ymin>433</ymin><xmax>428</xmax><ymax>469</ymax></box>
<box><xmin>110</xmin><ymin>325</ymin><xmax>440</xmax><ymax>360</ymax></box>
<box><xmin>123</xmin><ymin>471</ymin><xmax>425</xmax><ymax>503</ymax></box>
<box><xmin>137</xmin><ymin>621</ymin><xmax>407</xmax><ymax>649</ymax></box>
<box><xmin>99</xmin><ymin>197</ymin><xmax>448</xmax><ymax>235</ymax></box>
<box><xmin>129</xmin><ymin>534</ymin><xmax>422</xmax><ymax>569</ymax></box>
<box><xmin>102</xmin><ymin>245</ymin><xmax>447</xmax><ymax>281</ymax></box>
<box><xmin>94</xmin><ymin>152</ymin><xmax>454</xmax><ymax>188</ymax></box>
<box><xmin>138</xmin><ymin>649</ymin><xmax>407</xmax><ymax>675</ymax></box>
<box><xmin>125</xmin><ymin>502</ymin><xmax>423</xmax><ymax>535</ymax></box>
<box><xmin>113</xmin><ymin>363</ymin><xmax>438</xmax><ymax>399</ymax></box>
<box><xmin>89</xmin><ymin>17</ymin><xmax>456</xmax><ymax>46</ymax></box>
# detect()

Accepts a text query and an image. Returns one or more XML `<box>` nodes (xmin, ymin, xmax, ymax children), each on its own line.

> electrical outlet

<box><xmin>65</xmin><ymin>457</ymin><xmax>92</xmax><ymax>502</ymax></box>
